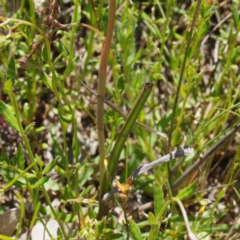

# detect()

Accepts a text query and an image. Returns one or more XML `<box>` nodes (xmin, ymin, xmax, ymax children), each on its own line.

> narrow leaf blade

<box><xmin>6</xmin><ymin>56</ymin><xmax>16</xmax><ymax>84</ymax></box>
<box><xmin>129</xmin><ymin>219</ymin><xmax>143</xmax><ymax>240</ymax></box>
<box><xmin>12</xmin><ymin>144</ymin><xmax>25</xmax><ymax>170</ymax></box>
<box><xmin>0</xmin><ymin>100</ymin><xmax>20</xmax><ymax>131</ymax></box>
<box><xmin>232</xmin><ymin>4</ymin><xmax>239</xmax><ymax>27</ymax></box>
<box><xmin>154</xmin><ymin>182</ymin><xmax>164</xmax><ymax>216</ymax></box>
<box><xmin>32</xmin><ymin>176</ymin><xmax>50</xmax><ymax>189</ymax></box>
<box><xmin>177</xmin><ymin>182</ymin><xmax>197</xmax><ymax>201</ymax></box>
<box><xmin>148</xmin><ymin>212</ymin><xmax>158</xmax><ymax>225</ymax></box>
<box><xmin>42</xmin><ymin>157</ymin><xmax>59</xmax><ymax>175</ymax></box>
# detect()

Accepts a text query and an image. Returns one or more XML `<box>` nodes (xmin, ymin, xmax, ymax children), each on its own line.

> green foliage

<box><xmin>0</xmin><ymin>99</ymin><xmax>19</xmax><ymax>131</ymax></box>
<box><xmin>6</xmin><ymin>55</ymin><xmax>16</xmax><ymax>84</ymax></box>
<box><xmin>154</xmin><ymin>181</ymin><xmax>164</xmax><ymax>216</ymax></box>
<box><xmin>32</xmin><ymin>176</ymin><xmax>50</xmax><ymax>189</ymax></box>
<box><xmin>12</xmin><ymin>144</ymin><xmax>25</xmax><ymax>170</ymax></box>
<box><xmin>129</xmin><ymin>219</ymin><xmax>142</xmax><ymax>240</ymax></box>
<box><xmin>42</xmin><ymin>157</ymin><xmax>59</xmax><ymax>175</ymax></box>
<box><xmin>0</xmin><ymin>0</ymin><xmax>239</xmax><ymax>239</ymax></box>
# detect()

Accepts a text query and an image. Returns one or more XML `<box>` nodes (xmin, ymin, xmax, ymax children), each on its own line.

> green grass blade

<box><xmin>129</xmin><ymin>219</ymin><xmax>143</xmax><ymax>240</ymax></box>
<box><xmin>176</xmin><ymin>182</ymin><xmax>197</xmax><ymax>201</ymax></box>
<box><xmin>154</xmin><ymin>181</ymin><xmax>164</xmax><ymax>216</ymax></box>
<box><xmin>42</xmin><ymin>157</ymin><xmax>59</xmax><ymax>175</ymax></box>
<box><xmin>108</xmin><ymin>83</ymin><xmax>154</xmax><ymax>179</ymax></box>
<box><xmin>98</xmin><ymin>83</ymin><xmax>153</xmax><ymax>218</ymax></box>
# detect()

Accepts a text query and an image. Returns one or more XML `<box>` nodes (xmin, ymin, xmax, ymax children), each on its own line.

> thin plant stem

<box><xmin>62</xmin><ymin>127</ymin><xmax>70</xmax><ymax>186</ymax></box>
<box><xmin>42</xmin><ymin>187</ymin><xmax>67</xmax><ymax>238</ymax></box>
<box><xmin>9</xmin><ymin>93</ymin><xmax>39</xmax><ymax>173</ymax></box>
<box><xmin>97</xmin><ymin>0</ymin><xmax>116</xmax><ymax>199</ymax></box>
<box><xmin>168</xmin><ymin>0</ymin><xmax>202</xmax><ymax>184</ymax></box>
<box><xmin>1</xmin><ymin>162</ymin><xmax>36</xmax><ymax>192</ymax></box>
<box><xmin>64</xmin><ymin>0</ymin><xmax>80</xmax><ymax>78</ymax></box>
<box><xmin>172</xmin><ymin>197</ymin><xmax>198</xmax><ymax>240</ymax></box>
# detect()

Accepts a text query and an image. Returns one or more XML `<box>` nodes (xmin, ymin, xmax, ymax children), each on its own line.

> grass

<box><xmin>0</xmin><ymin>0</ymin><xmax>240</xmax><ymax>239</ymax></box>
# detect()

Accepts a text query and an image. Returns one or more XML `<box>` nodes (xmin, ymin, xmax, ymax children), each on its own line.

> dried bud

<box><xmin>18</xmin><ymin>57</ymin><xmax>29</xmax><ymax>69</ymax></box>
<box><xmin>53</xmin><ymin>20</ymin><xmax>65</xmax><ymax>29</ymax></box>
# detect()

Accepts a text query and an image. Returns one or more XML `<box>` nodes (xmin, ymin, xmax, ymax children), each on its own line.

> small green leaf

<box><xmin>12</xmin><ymin>144</ymin><xmax>25</xmax><ymax>170</ymax></box>
<box><xmin>129</xmin><ymin>219</ymin><xmax>142</xmax><ymax>240</ymax></box>
<box><xmin>7</xmin><ymin>56</ymin><xmax>16</xmax><ymax>84</ymax></box>
<box><xmin>148</xmin><ymin>225</ymin><xmax>159</xmax><ymax>240</ymax></box>
<box><xmin>80</xmin><ymin>185</ymin><xmax>93</xmax><ymax>197</ymax></box>
<box><xmin>23</xmin><ymin>102</ymin><xmax>31</xmax><ymax>121</ymax></box>
<box><xmin>95</xmin><ymin>219</ymin><xmax>105</xmax><ymax>239</ymax></box>
<box><xmin>232</xmin><ymin>4</ymin><xmax>239</xmax><ymax>27</ymax></box>
<box><xmin>54</xmin><ymin>165</ymin><xmax>66</xmax><ymax>177</ymax></box>
<box><xmin>35</xmin><ymin>126</ymin><xmax>45</xmax><ymax>133</ymax></box>
<box><xmin>227</xmin><ymin>22</ymin><xmax>235</xmax><ymax>45</ymax></box>
<box><xmin>61</xmin><ymin>213</ymin><xmax>77</xmax><ymax>223</ymax></box>
<box><xmin>216</xmin><ymin>187</ymin><xmax>227</xmax><ymax>202</ymax></box>
<box><xmin>60</xmin><ymin>117</ymin><xmax>69</xmax><ymax>132</ymax></box>
<box><xmin>233</xmin><ymin>187</ymin><xmax>240</xmax><ymax>199</ymax></box>
<box><xmin>35</xmin><ymin>154</ymin><xmax>44</xmax><ymax>167</ymax></box>
<box><xmin>104</xmin><ymin>233</ymin><xmax>123</xmax><ymax>239</ymax></box>
<box><xmin>42</xmin><ymin>157</ymin><xmax>59</xmax><ymax>175</ymax></box>
<box><xmin>0</xmin><ymin>151</ymin><xmax>11</xmax><ymax>164</ymax></box>
<box><xmin>58</xmin><ymin>105</ymin><xmax>72</xmax><ymax>123</ymax></box>
<box><xmin>198</xmin><ymin>19</ymin><xmax>210</xmax><ymax>37</ymax></box>
<box><xmin>148</xmin><ymin>212</ymin><xmax>158</xmax><ymax>225</ymax></box>
<box><xmin>0</xmin><ymin>35</ymin><xmax>8</xmax><ymax>46</ymax></box>
<box><xmin>117</xmin><ymin>75</ymin><xmax>125</xmax><ymax>93</ymax></box>
<box><xmin>42</xmin><ymin>45</ymin><xmax>48</xmax><ymax>62</ymax></box>
<box><xmin>42</xmin><ymin>72</ymin><xmax>53</xmax><ymax>91</ymax></box>
<box><xmin>171</xmin><ymin>127</ymin><xmax>181</xmax><ymax>146</ymax></box>
<box><xmin>100</xmin><ymin>7</ymin><xmax>109</xmax><ymax>34</ymax></box>
<box><xmin>180</xmin><ymin>84</ymin><xmax>187</xmax><ymax>99</ymax></box>
<box><xmin>3</xmin><ymin>80</ymin><xmax>13</xmax><ymax>94</ymax></box>
<box><xmin>170</xmin><ymin>55</ymin><xmax>178</xmax><ymax>69</ymax></box>
<box><xmin>0</xmin><ymin>100</ymin><xmax>20</xmax><ymax>131</ymax></box>
<box><xmin>0</xmin><ymin>167</ymin><xmax>26</xmax><ymax>189</ymax></box>
<box><xmin>24</xmin><ymin>122</ymin><xmax>35</xmax><ymax>134</ymax></box>
<box><xmin>154</xmin><ymin>182</ymin><xmax>164</xmax><ymax>216</ymax></box>
<box><xmin>32</xmin><ymin>176</ymin><xmax>50</xmax><ymax>189</ymax></box>
<box><xmin>63</xmin><ymin>61</ymin><xmax>74</xmax><ymax>76</ymax></box>
<box><xmin>88</xmin><ymin>207</ymin><xmax>96</xmax><ymax>219</ymax></box>
<box><xmin>78</xmin><ymin>164</ymin><xmax>94</xmax><ymax>187</ymax></box>
<box><xmin>72</xmin><ymin>131</ymin><xmax>80</xmax><ymax>161</ymax></box>
<box><xmin>102</xmin><ymin>228</ymin><xmax>113</xmax><ymax>234</ymax></box>
<box><xmin>63</xmin><ymin>185</ymin><xmax>73</xmax><ymax>199</ymax></box>
<box><xmin>177</xmin><ymin>182</ymin><xmax>197</xmax><ymax>200</ymax></box>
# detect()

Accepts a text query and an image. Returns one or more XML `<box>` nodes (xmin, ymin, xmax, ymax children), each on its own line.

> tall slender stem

<box><xmin>97</xmin><ymin>0</ymin><xmax>116</xmax><ymax>199</ymax></box>
<box><xmin>168</xmin><ymin>0</ymin><xmax>202</xmax><ymax>184</ymax></box>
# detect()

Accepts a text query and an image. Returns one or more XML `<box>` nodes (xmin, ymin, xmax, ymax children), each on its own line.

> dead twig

<box><xmin>172</xmin><ymin>123</ymin><xmax>240</xmax><ymax>191</ymax></box>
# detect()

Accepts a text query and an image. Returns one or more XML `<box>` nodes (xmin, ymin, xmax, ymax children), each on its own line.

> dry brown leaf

<box><xmin>0</xmin><ymin>208</ymin><xmax>20</xmax><ymax>236</ymax></box>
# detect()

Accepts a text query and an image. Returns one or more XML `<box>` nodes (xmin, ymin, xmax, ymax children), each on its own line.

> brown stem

<box><xmin>97</xmin><ymin>0</ymin><xmax>116</xmax><ymax>200</ymax></box>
